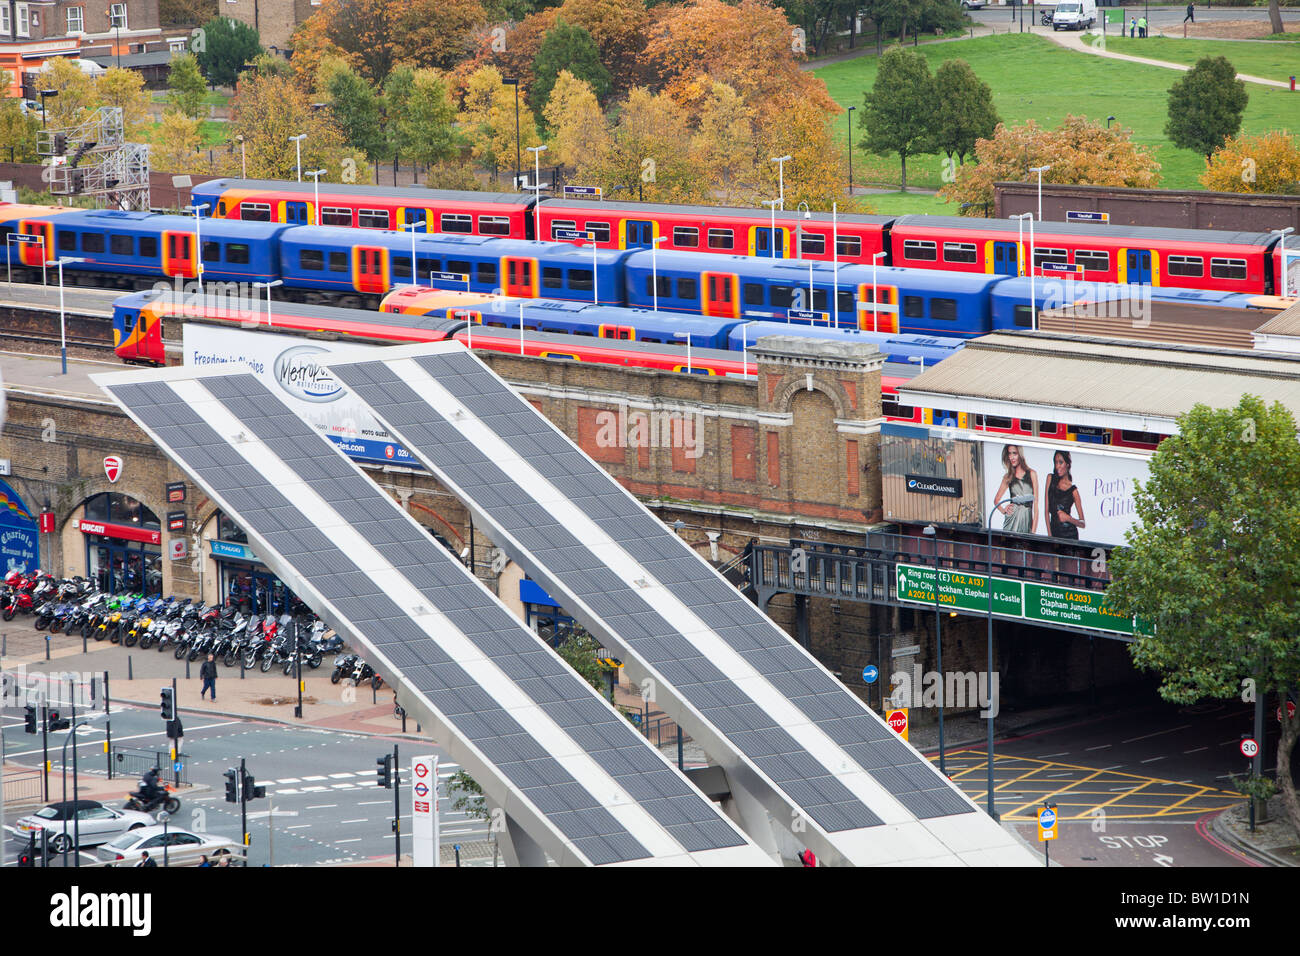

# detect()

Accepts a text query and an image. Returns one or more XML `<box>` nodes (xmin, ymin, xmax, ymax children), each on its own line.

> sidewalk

<box><xmin>1211</xmin><ymin>797</ymin><xmax>1300</xmax><ymax>867</ymax></box>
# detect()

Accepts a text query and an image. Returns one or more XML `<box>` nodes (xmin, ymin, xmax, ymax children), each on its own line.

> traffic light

<box><xmin>23</xmin><ymin>705</ymin><xmax>36</xmax><ymax>734</ymax></box>
<box><xmin>160</xmin><ymin>687</ymin><xmax>175</xmax><ymax>722</ymax></box>
<box><xmin>376</xmin><ymin>753</ymin><xmax>393</xmax><ymax>789</ymax></box>
<box><xmin>53</xmin><ymin>133</ymin><xmax>67</xmax><ymax>154</ymax></box>
<box><xmin>242</xmin><ymin>771</ymin><xmax>265</xmax><ymax>802</ymax></box>
<box><xmin>224</xmin><ymin>768</ymin><xmax>238</xmax><ymax>804</ymax></box>
<box><xmin>47</xmin><ymin>710</ymin><xmax>69</xmax><ymax>732</ymax></box>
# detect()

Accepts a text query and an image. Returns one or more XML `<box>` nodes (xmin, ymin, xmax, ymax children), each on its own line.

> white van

<box><xmin>1052</xmin><ymin>0</ymin><xmax>1097</xmax><ymax>30</ymax></box>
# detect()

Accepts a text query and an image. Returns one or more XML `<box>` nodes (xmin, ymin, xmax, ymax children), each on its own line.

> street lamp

<box><xmin>526</xmin><ymin>144</ymin><xmax>547</xmax><ymax>239</ymax></box>
<box><xmin>305</xmin><ymin>168</ymin><xmax>326</xmax><ymax>221</ymax></box>
<box><xmin>252</xmin><ymin>279</ymin><xmax>282</xmax><ymax>326</ymax></box>
<box><xmin>1106</xmin><ymin>115</ymin><xmax>1116</xmax><ymax>129</ymax></box>
<box><xmin>501</xmin><ymin>78</ymin><xmax>521</xmax><ymax>189</ymax></box>
<box><xmin>984</xmin><ymin>493</ymin><xmax>1034</xmax><ymax>820</ymax></box>
<box><xmin>288</xmin><ymin>134</ymin><xmax>307</xmax><ymax>182</ymax></box>
<box><xmin>1271</xmin><ymin>227</ymin><xmax>1295</xmax><ymax>298</ymax></box>
<box><xmin>39</xmin><ymin>89</ymin><xmax>57</xmax><ymax>130</ymax></box>
<box><xmin>59</xmin><ymin>718</ymin><xmax>94</xmax><ymax>866</ymax></box>
<box><xmin>650</xmin><ymin>235</ymin><xmax>666</xmax><ymax>313</ymax></box>
<box><xmin>107</xmin><ymin>8</ymin><xmax>122</xmax><ymax>69</ymax></box>
<box><xmin>771</xmin><ymin>155</ymin><xmax>792</xmax><ymax>210</ymax></box>
<box><xmin>236</xmin><ymin>135</ymin><xmax>246</xmax><ymax>179</ymax></box>
<box><xmin>846</xmin><ymin>106</ymin><xmax>856</xmax><ymax>195</ymax></box>
<box><xmin>1029</xmin><ymin>164</ymin><xmax>1051</xmax><ymax>221</ymax></box>
<box><xmin>674</xmin><ymin>331</ymin><xmax>693</xmax><ymax>374</ymax></box>
<box><xmin>188</xmin><ymin>202</ymin><xmax>210</xmax><ymax>294</ymax></box>
<box><xmin>54</xmin><ymin>256</ymin><xmax>85</xmax><ymax>374</ymax></box>
<box><xmin>922</xmin><ymin>524</ymin><xmax>945</xmax><ymax>777</ymax></box>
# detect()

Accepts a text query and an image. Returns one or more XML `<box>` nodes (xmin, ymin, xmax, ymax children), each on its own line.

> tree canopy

<box><xmin>167</xmin><ymin>52</ymin><xmax>208</xmax><ymax>120</ymax></box>
<box><xmin>194</xmin><ymin>16</ymin><xmax>263</xmax><ymax>88</ymax></box>
<box><xmin>1200</xmin><ymin>130</ymin><xmax>1300</xmax><ymax>195</ymax></box>
<box><xmin>530</xmin><ymin>19</ymin><xmax>611</xmax><ymax>119</ymax></box>
<box><xmin>1165</xmin><ymin>56</ymin><xmax>1249</xmax><ymax>163</ymax></box>
<box><xmin>932</xmin><ymin>59</ymin><xmax>999</xmax><ymax>166</ymax></box>
<box><xmin>859</xmin><ymin>47</ymin><xmax>935</xmax><ymax>192</ymax></box>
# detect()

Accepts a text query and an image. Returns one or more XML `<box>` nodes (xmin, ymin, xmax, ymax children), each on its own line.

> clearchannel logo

<box><xmin>905</xmin><ymin>474</ymin><xmax>962</xmax><ymax>498</ymax></box>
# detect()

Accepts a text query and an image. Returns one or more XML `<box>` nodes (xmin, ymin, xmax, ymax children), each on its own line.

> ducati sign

<box><xmin>103</xmin><ymin>456</ymin><xmax>123</xmax><ymax>483</ymax></box>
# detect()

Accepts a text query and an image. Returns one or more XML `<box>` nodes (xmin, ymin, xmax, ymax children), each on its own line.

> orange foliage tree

<box><xmin>1200</xmin><ymin>131</ymin><xmax>1300</xmax><ymax>195</ymax></box>
<box><xmin>554</xmin><ymin>0</ymin><xmax>650</xmax><ymax>89</ymax></box>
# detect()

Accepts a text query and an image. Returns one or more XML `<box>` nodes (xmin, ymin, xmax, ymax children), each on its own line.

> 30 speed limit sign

<box><xmin>1239</xmin><ymin>738</ymin><xmax>1259</xmax><ymax>759</ymax></box>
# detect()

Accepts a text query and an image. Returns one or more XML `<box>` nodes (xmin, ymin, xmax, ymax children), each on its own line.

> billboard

<box><xmin>182</xmin><ymin>325</ymin><xmax>423</xmax><ymax>469</ymax></box>
<box><xmin>0</xmin><ymin>478</ymin><xmax>39</xmax><ymax>573</ymax></box>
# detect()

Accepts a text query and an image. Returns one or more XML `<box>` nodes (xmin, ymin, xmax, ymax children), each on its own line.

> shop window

<box><xmin>216</xmin><ymin>510</ymin><xmax>247</xmax><ymax>543</ymax></box>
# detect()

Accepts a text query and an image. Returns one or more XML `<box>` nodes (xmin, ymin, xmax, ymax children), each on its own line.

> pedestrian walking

<box><xmin>1184</xmin><ymin>3</ymin><xmax>1194</xmax><ymax>23</ymax></box>
<box><xmin>1130</xmin><ymin>16</ymin><xmax>1136</xmax><ymax>37</ymax></box>
<box><xmin>200</xmin><ymin>653</ymin><xmax>218</xmax><ymax>701</ymax></box>
<box><xmin>138</xmin><ymin>850</ymin><xmax>157</xmax><ymax>867</ymax></box>
<box><xmin>1138</xmin><ymin>15</ymin><xmax>1147</xmax><ymax>37</ymax></box>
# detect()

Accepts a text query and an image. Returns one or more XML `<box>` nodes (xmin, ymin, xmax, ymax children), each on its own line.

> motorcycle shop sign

<box><xmin>103</xmin><ymin>455</ymin><xmax>123</xmax><ymax>483</ymax></box>
<box><xmin>77</xmin><ymin>520</ymin><xmax>162</xmax><ymax>545</ymax></box>
<box><xmin>210</xmin><ymin>539</ymin><xmax>258</xmax><ymax>563</ymax></box>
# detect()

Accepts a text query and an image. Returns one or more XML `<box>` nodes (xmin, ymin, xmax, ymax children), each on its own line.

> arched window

<box><xmin>83</xmin><ymin>493</ymin><xmax>160</xmax><ymax>530</ymax></box>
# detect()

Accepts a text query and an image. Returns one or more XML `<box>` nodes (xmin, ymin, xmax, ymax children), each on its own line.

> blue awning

<box><xmin>519</xmin><ymin>577</ymin><xmax>560</xmax><ymax>609</ymax></box>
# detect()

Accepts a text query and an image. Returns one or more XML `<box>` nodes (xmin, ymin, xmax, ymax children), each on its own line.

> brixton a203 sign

<box><xmin>896</xmin><ymin>564</ymin><xmax>1138</xmax><ymax>637</ymax></box>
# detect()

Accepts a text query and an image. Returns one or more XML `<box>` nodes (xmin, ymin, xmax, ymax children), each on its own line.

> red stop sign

<box><xmin>1278</xmin><ymin>701</ymin><xmax>1297</xmax><ymax>722</ymax></box>
<box><xmin>886</xmin><ymin>710</ymin><xmax>908</xmax><ymax>735</ymax></box>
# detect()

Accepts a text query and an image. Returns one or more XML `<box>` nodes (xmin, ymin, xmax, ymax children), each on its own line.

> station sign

<box><xmin>1039</xmin><ymin>261</ymin><xmax>1082</xmax><ymax>274</ymax></box>
<box><xmin>553</xmin><ymin>228</ymin><xmax>595</xmax><ymax>241</ymax></box>
<box><xmin>429</xmin><ymin>271</ymin><xmax>470</xmax><ymax>284</ymax></box>
<box><xmin>1066</xmin><ymin>210</ymin><xmax>1110</xmax><ymax>223</ymax></box>
<box><xmin>411</xmin><ymin>754</ymin><xmax>439</xmax><ymax>868</ymax></box>
<box><xmin>1038</xmin><ymin>805</ymin><xmax>1058</xmax><ymax>842</ymax></box>
<box><xmin>563</xmin><ymin>185</ymin><xmax>602</xmax><ymax>198</ymax></box>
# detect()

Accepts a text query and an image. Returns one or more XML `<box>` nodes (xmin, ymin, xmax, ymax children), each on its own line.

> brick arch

<box><xmin>64</xmin><ymin>484</ymin><xmax>166</xmax><ymax>531</ymax></box>
<box><xmin>771</xmin><ymin>374</ymin><xmax>851</xmax><ymax>419</ymax></box>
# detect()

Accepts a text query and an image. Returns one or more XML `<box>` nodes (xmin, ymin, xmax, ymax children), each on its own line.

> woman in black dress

<box><xmin>1046</xmin><ymin>450</ymin><xmax>1086</xmax><ymax>539</ymax></box>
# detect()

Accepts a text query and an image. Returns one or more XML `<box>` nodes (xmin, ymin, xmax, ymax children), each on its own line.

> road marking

<box><xmin>1084</xmin><ymin>744</ymin><xmax>1112</xmax><ymax>751</ymax></box>
<box><xmin>276</xmin><ymin>778</ymin><xmax>302</xmax><ymax>784</ymax></box>
<box><xmin>1121</xmin><ymin>724</ymin><xmax>1190</xmax><ymax>744</ymax></box>
<box><xmin>305</xmin><ymin>804</ymin><xmax>337</xmax><ymax>810</ymax></box>
<box><xmin>334</xmin><ymin>838</ymin><xmax>362</xmax><ymax>844</ymax></box>
<box><xmin>1183</xmin><ymin>747</ymin><xmax>1208</xmax><ymax>754</ymax></box>
<box><xmin>328</xmin><ymin>773</ymin><xmax>354</xmax><ymax>779</ymax></box>
<box><xmin>330</xmin><ymin>783</ymin><xmax>356</xmax><ymax>789</ymax></box>
<box><xmin>357</xmin><ymin>801</ymin><xmax>388</xmax><ymax>806</ymax></box>
<box><xmin>341</xmin><ymin>819</ymin><xmax>367</xmax><ymax>824</ymax></box>
<box><xmin>274</xmin><ymin>789</ymin><xmax>300</xmax><ymax>795</ymax></box>
<box><xmin>1038</xmin><ymin>752</ymin><xmax>1069</xmax><ymax>758</ymax></box>
<box><xmin>302</xmin><ymin>775</ymin><xmax>328</xmax><ymax>781</ymax></box>
<box><xmin>286</xmin><ymin>825</ymin><xmax>312</xmax><ymax>830</ymax></box>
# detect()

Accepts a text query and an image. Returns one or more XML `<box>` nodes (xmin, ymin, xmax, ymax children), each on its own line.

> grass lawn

<box><xmin>856</xmin><ymin>191</ymin><xmax>959</xmax><ymax>216</ymax></box>
<box><xmin>815</xmin><ymin>33</ymin><xmax>1299</xmax><ymax>193</ymax></box>
<box><xmin>1085</xmin><ymin>34</ymin><xmax>1300</xmax><ymax>80</ymax></box>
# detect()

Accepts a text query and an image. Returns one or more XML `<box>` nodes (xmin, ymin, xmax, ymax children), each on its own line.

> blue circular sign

<box><xmin>862</xmin><ymin>665</ymin><xmax>879</xmax><ymax>684</ymax></box>
<box><xmin>1039</xmin><ymin>807</ymin><xmax>1056</xmax><ymax>828</ymax></box>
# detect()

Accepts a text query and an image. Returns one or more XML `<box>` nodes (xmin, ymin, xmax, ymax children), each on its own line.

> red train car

<box><xmin>536</xmin><ymin>199</ymin><xmax>891</xmax><ymax>265</ymax></box>
<box><xmin>889</xmin><ymin>214</ymin><xmax>1280</xmax><ymax>295</ymax></box>
<box><xmin>191</xmin><ymin>179</ymin><xmax>534</xmax><ymax>239</ymax></box>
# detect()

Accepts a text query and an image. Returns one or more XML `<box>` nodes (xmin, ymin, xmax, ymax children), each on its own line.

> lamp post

<box><xmin>502</xmin><ymin>78</ymin><xmax>521</xmax><ymax>189</ymax></box>
<box><xmin>108</xmin><ymin>8</ymin><xmax>122</xmax><ymax>69</ymax></box>
<box><xmin>54</xmin><ymin>256</ymin><xmax>85</xmax><ymax>374</ymax></box>
<box><xmin>985</xmin><ymin>493</ymin><xmax>1034</xmax><ymax>819</ymax></box>
<box><xmin>526</xmin><ymin>144</ymin><xmax>547</xmax><ymax>239</ymax></box>
<box><xmin>771</xmin><ymin>155</ymin><xmax>792</xmax><ymax>210</ymax></box>
<box><xmin>650</xmin><ymin>235</ymin><xmax>666</xmax><ymax>313</ymax></box>
<box><xmin>762</xmin><ymin>199</ymin><xmax>779</xmax><ymax>259</ymax></box>
<box><xmin>922</xmin><ymin>524</ymin><xmax>945</xmax><ymax>776</ymax></box>
<box><xmin>846</xmin><ymin>106</ymin><xmax>855</xmax><ymax>195</ymax></box>
<box><xmin>188</xmin><ymin>202</ymin><xmax>210</xmax><ymax>295</ymax></box>
<box><xmin>1106</xmin><ymin>115</ymin><xmax>1116</xmax><ymax>129</ymax></box>
<box><xmin>252</xmin><ymin>279</ymin><xmax>282</xmax><ymax>326</ymax></box>
<box><xmin>795</xmin><ymin>201</ymin><xmax>810</xmax><ymax>263</ymax></box>
<box><xmin>871</xmin><ymin>250</ymin><xmax>887</xmax><ymax>333</ymax></box>
<box><xmin>1271</xmin><ymin>227</ymin><xmax>1295</xmax><ymax>298</ymax></box>
<box><xmin>674</xmin><ymin>331</ymin><xmax>692</xmax><ymax>374</ymax></box>
<box><xmin>39</xmin><ymin>89</ymin><xmax>57</xmax><ymax>130</ymax></box>
<box><xmin>288</xmin><ymin>134</ymin><xmax>307</xmax><ymax>182</ymax></box>
<box><xmin>59</xmin><ymin>718</ymin><xmax>93</xmax><ymax>866</ymax></box>
<box><xmin>1028</xmin><ymin>164</ymin><xmax>1051</xmax><ymax>221</ymax></box>
<box><xmin>305</xmin><ymin>169</ymin><xmax>326</xmax><ymax>222</ymax></box>
<box><xmin>236</xmin><ymin>135</ymin><xmax>246</xmax><ymax>178</ymax></box>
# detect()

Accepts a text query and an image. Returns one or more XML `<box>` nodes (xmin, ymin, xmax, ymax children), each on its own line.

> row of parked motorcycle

<box><xmin>2</xmin><ymin>569</ymin><xmax>386</xmax><ymax>688</ymax></box>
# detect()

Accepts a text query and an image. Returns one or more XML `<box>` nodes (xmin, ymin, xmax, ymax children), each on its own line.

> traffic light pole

<box><xmin>240</xmin><ymin>757</ymin><xmax>248</xmax><ymax>855</ymax></box>
<box><xmin>41</xmin><ymin>702</ymin><xmax>49</xmax><ymax>802</ymax></box>
<box><xmin>104</xmin><ymin>672</ymin><xmax>112</xmax><ymax>779</ymax></box>
<box><xmin>393</xmin><ymin>744</ymin><xmax>400</xmax><ymax>867</ymax></box>
<box><xmin>70</xmin><ymin>686</ymin><xmax>80</xmax><ymax>867</ymax></box>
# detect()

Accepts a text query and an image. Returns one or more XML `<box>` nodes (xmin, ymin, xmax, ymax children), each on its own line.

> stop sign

<box><xmin>886</xmin><ymin>709</ymin><xmax>909</xmax><ymax>738</ymax></box>
<box><xmin>1278</xmin><ymin>701</ymin><xmax>1297</xmax><ymax>722</ymax></box>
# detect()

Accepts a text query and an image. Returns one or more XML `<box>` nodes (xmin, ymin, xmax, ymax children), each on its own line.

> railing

<box><xmin>2</xmin><ymin>768</ymin><xmax>44</xmax><ymax>804</ymax></box>
<box><xmin>110</xmin><ymin>746</ymin><xmax>190</xmax><ymax>787</ymax></box>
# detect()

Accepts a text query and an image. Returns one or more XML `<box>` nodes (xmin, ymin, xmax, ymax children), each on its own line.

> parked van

<box><xmin>1052</xmin><ymin>0</ymin><xmax>1096</xmax><ymax>30</ymax></box>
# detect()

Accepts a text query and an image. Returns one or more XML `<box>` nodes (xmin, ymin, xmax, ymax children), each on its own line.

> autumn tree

<box><xmin>457</xmin><ymin>65</ymin><xmax>540</xmax><ymax>185</ymax></box>
<box><xmin>389</xmin><ymin>69</ymin><xmax>459</xmax><ymax>169</ymax></box>
<box><xmin>1200</xmin><ymin>131</ymin><xmax>1300</xmax><ymax>195</ymax></box>
<box><xmin>555</xmin><ymin>0</ymin><xmax>649</xmax><ymax>87</ymax></box>
<box><xmin>859</xmin><ymin>47</ymin><xmax>935</xmax><ymax>192</ymax></box>
<box><xmin>95</xmin><ymin>69</ymin><xmax>152</xmax><ymax>140</ymax></box>
<box><xmin>530</xmin><ymin>19</ymin><xmax>611</xmax><ymax>119</ymax></box>
<box><xmin>1105</xmin><ymin>394</ymin><xmax>1300</xmax><ymax>838</ymax></box>
<box><xmin>167</xmin><ymin>52</ymin><xmax>208</xmax><ymax>119</ymax></box>
<box><xmin>289</xmin><ymin>14</ymin><xmax>346</xmax><ymax>87</ymax></box>
<box><xmin>150</xmin><ymin>110</ymin><xmax>203</xmax><ymax>173</ymax></box>
<box><xmin>318</xmin><ymin>59</ymin><xmax>386</xmax><ymax>160</ymax></box>
<box><xmin>940</xmin><ymin>115</ymin><xmax>1161</xmax><ymax>213</ymax></box>
<box><xmin>195</xmin><ymin>17</ymin><xmax>263</xmax><ymax>88</ymax></box>
<box><xmin>1165</xmin><ymin>56</ymin><xmax>1249</xmax><ymax>163</ymax></box>
<box><xmin>488</xmin><ymin>8</ymin><xmax>562</xmax><ymax>98</ymax></box>
<box><xmin>37</xmin><ymin>59</ymin><xmax>99</xmax><ymax>130</ymax></box>
<box><xmin>691</xmin><ymin>81</ymin><xmax>759</xmax><ymax>205</ymax></box>
<box><xmin>393</xmin><ymin>0</ymin><xmax>487</xmax><ymax>72</ymax></box>
<box><xmin>542</xmin><ymin>70</ymin><xmax>611</xmax><ymax>173</ymax></box>
<box><xmin>586</xmin><ymin>87</ymin><xmax>697</xmax><ymax>202</ymax></box>
<box><xmin>755</xmin><ymin>92</ymin><xmax>845</xmax><ymax>210</ymax></box>
<box><xmin>932</xmin><ymin>59</ymin><xmax>999</xmax><ymax>167</ymax></box>
<box><xmin>0</xmin><ymin>73</ymin><xmax>40</xmax><ymax>162</ymax></box>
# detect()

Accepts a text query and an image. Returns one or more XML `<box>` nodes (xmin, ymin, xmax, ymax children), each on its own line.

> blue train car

<box><xmin>623</xmin><ymin>251</ymin><xmax>1003</xmax><ymax>337</ymax></box>
<box><xmin>278</xmin><ymin>227</ymin><xmax>633</xmax><ymax>304</ymax></box>
<box><xmin>726</xmin><ymin>322</ymin><xmax>963</xmax><ymax>367</ymax></box>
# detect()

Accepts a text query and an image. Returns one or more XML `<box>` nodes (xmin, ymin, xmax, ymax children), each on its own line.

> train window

<box><xmin>550</xmin><ymin>220</ymin><xmax>577</xmax><ymax>239</ymax></box>
<box><xmin>321</xmin><ymin>207</ymin><xmax>351</xmax><ymax>227</ymax></box>
<box><xmin>241</xmin><ymin>202</ymin><xmax>271</xmax><ymax>222</ymax></box>
<box><xmin>1033</xmin><ymin>247</ymin><xmax>1068</xmax><ymax>266</ymax></box>
<box><xmin>479</xmin><ymin>215</ymin><xmax>511</xmax><ymax>236</ymax></box>
<box><xmin>328</xmin><ymin>251</ymin><xmax>348</xmax><ymax>272</ymax></box>
<box><xmin>903</xmin><ymin>240</ymin><xmax>937</xmax><ymax>261</ymax></box>
<box><xmin>1210</xmin><ymin>257</ymin><xmax>1247</xmax><ymax>280</ymax></box>
<box><xmin>227</xmin><ymin>243</ymin><xmax>250</xmax><ymax>265</ymax></box>
<box><xmin>441</xmin><ymin>213</ymin><xmax>472</xmax><ymax>233</ymax></box>
<box><xmin>983</xmin><ymin>416</ymin><xmax>1013</xmax><ymax>429</ymax></box>
<box><xmin>202</xmin><ymin>240</ymin><xmax>221</xmax><ymax>263</ymax></box>
<box><xmin>836</xmin><ymin>235</ymin><xmax>862</xmax><ymax>257</ymax></box>
<box><xmin>392</xmin><ymin>256</ymin><xmax>411</xmax><ymax>279</ymax></box>
<box><xmin>837</xmin><ymin>290</ymin><xmax>854</xmax><ymax>317</ymax></box>
<box><xmin>676</xmin><ymin>277</ymin><xmax>698</xmax><ymax>300</ymax></box>
<box><xmin>799</xmin><ymin>233</ymin><xmax>825</xmax><ymax>256</ymax></box>
<box><xmin>770</xmin><ymin>285</ymin><xmax>794</xmax><ymax>308</ymax></box>
<box><xmin>942</xmin><ymin>242</ymin><xmax>977</xmax><ymax>264</ymax></box>
<box><xmin>110</xmin><ymin>234</ymin><xmax>133</xmax><ymax>256</ymax></box>
<box><xmin>81</xmin><ymin>232</ymin><xmax>104</xmax><ymax>253</ymax></box>
<box><xmin>584</xmin><ymin>222</ymin><xmax>611</xmax><ymax>243</ymax></box>
<box><xmin>476</xmin><ymin>262</ymin><xmax>497</xmax><ymax>284</ymax></box>
<box><xmin>1119</xmin><ymin>430</ymin><xmax>1162</xmax><ymax>445</ymax></box>
<box><xmin>358</xmin><ymin>208</ymin><xmax>391</xmax><ymax>230</ymax></box>
<box><xmin>903</xmin><ymin>295</ymin><xmax>924</xmax><ymax>318</ymax></box>
<box><xmin>708</xmin><ymin>229</ymin><xmax>735</xmax><ymax>250</ymax></box>
<box><xmin>929</xmin><ymin>297</ymin><xmax>957</xmax><ymax>321</ymax></box>
<box><xmin>1075</xmin><ymin>249</ymin><xmax>1110</xmax><ymax>271</ymax></box>
<box><xmin>58</xmin><ymin>231</ymin><xmax>76</xmax><ymax>252</ymax></box>
<box><xmin>1013</xmin><ymin>305</ymin><xmax>1032</xmax><ymax>328</ymax></box>
<box><xmin>299</xmin><ymin>249</ymin><xmax>324</xmax><ymax>271</ymax></box>
<box><xmin>217</xmin><ymin>201</ymin><xmax>227</xmax><ymax>216</ymax></box>
<box><xmin>645</xmin><ymin>275</ymin><xmax>672</xmax><ymax>299</ymax></box>
<box><xmin>1167</xmin><ymin>255</ymin><xmax>1203</xmax><ymax>277</ymax></box>
<box><xmin>743</xmin><ymin>282</ymin><xmax>764</xmax><ymax>306</ymax></box>
<box><xmin>811</xmin><ymin>288</ymin><xmax>829</xmax><ymax>312</ymax></box>
<box><xmin>568</xmin><ymin>268</ymin><xmax>594</xmax><ymax>291</ymax></box>
<box><xmin>673</xmin><ymin>226</ymin><xmax>699</xmax><ymax>247</ymax></box>
<box><xmin>416</xmin><ymin>256</ymin><xmax>442</xmax><ymax>277</ymax></box>
<box><xmin>881</xmin><ymin>398</ymin><xmax>914</xmax><ymax>418</ymax></box>
<box><xmin>543</xmin><ymin>266</ymin><xmax>564</xmax><ymax>290</ymax></box>
<box><xmin>446</xmin><ymin>260</ymin><xmax>471</xmax><ymax>282</ymax></box>
<box><xmin>140</xmin><ymin>236</ymin><xmax>157</xmax><ymax>258</ymax></box>
<box><xmin>1035</xmin><ymin>421</ymin><xmax>1059</xmax><ymax>434</ymax></box>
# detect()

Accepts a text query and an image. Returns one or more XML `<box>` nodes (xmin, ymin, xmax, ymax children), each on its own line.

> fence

<box><xmin>2</xmin><ymin>768</ymin><xmax>43</xmax><ymax>804</ymax></box>
<box><xmin>110</xmin><ymin>746</ymin><xmax>190</xmax><ymax>787</ymax></box>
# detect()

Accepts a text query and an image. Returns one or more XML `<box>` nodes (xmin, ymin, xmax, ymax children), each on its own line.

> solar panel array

<box><xmin>329</xmin><ymin>345</ymin><xmax>1032</xmax><ymax>866</ymax></box>
<box><xmin>96</xmin><ymin>366</ymin><xmax>768</xmax><ymax>868</ymax></box>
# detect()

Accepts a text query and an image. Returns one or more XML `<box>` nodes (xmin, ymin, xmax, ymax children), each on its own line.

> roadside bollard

<box><xmin>128</xmin><ymin>654</ymin><xmax>133</xmax><ymax>681</ymax></box>
<box><xmin>45</xmin><ymin>635</ymin><xmax>50</xmax><ymax>661</ymax></box>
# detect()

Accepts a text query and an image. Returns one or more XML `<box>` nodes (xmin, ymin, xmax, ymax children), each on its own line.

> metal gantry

<box><xmin>37</xmin><ymin>107</ymin><xmax>150</xmax><ymax>211</ymax></box>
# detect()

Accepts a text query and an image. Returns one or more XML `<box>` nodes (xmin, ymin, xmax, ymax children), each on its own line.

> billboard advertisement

<box><xmin>182</xmin><ymin>325</ymin><xmax>423</xmax><ymax>469</ymax></box>
<box><xmin>0</xmin><ymin>478</ymin><xmax>39</xmax><ymax>573</ymax></box>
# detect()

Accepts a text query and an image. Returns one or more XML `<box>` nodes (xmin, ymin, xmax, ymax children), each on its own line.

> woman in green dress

<box><xmin>993</xmin><ymin>444</ymin><xmax>1038</xmax><ymax>534</ymax></box>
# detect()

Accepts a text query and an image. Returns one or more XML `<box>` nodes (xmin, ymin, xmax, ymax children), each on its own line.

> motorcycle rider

<box><xmin>134</xmin><ymin>767</ymin><xmax>163</xmax><ymax>809</ymax></box>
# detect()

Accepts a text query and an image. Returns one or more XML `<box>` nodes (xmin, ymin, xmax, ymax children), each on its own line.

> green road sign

<box><xmin>897</xmin><ymin>564</ymin><xmax>1138</xmax><ymax>637</ymax></box>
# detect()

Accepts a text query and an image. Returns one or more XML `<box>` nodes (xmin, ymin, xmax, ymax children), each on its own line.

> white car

<box><xmin>9</xmin><ymin>799</ymin><xmax>155</xmax><ymax>854</ymax></box>
<box><xmin>97</xmin><ymin>825</ymin><xmax>244</xmax><ymax>867</ymax></box>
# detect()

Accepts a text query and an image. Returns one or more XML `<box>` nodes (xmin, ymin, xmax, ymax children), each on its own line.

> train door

<box><xmin>1126</xmin><ymin>249</ymin><xmax>1153</xmax><ymax>285</ymax></box>
<box><xmin>162</xmin><ymin>231</ymin><xmax>197</xmax><ymax>278</ymax></box>
<box><xmin>992</xmin><ymin>241</ymin><xmax>1019</xmax><ymax>276</ymax></box>
<box><xmin>284</xmin><ymin>201</ymin><xmax>310</xmax><ymax>225</ymax></box>
<box><xmin>17</xmin><ymin>220</ymin><xmax>54</xmax><ymax>266</ymax></box>
<box><xmin>352</xmin><ymin>246</ymin><xmax>389</xmax><ymax>293</ymax></box>
<box><xmin>503</xmin><ymin>257</ymin><xmax>537</xmax><ymax>297</ymax></box>
<box><xmin>403</xmin><ymin>209</ymin><xmax>428</xmax><ymax>232</ymax></box>
<box><xmin>755</xmin><ymin>227</ymin><xmax>786</xmax><ymax>258</ymax></box>
<box><xmin>702</xmin><ymin>272</ymin><xmax>740</xmax><ymax>318</ymax></box>
<box><xmin>857</xmin><ymin>283</ymin><xmax>898</xmax><ymax>333</ymax></box>
<box><xmin>624</xmin><ymin>220</ymin><xmax>654</xmax><ymax>249</ymax></box>
<box><xmin>599</xmin><ymin>324</ymin><xmax>634</xmax><ymax>340</ymax></box>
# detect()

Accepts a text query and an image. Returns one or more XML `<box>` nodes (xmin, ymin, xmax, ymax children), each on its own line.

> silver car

<box><xmin>96</xmin><ymin>825</ymin><xmax>244</xmax><ymax>867</ymax></box>
<box><xmin>9</xmin><ymin>799</ymin><xmax>155</xmax><ymax>854</ymax></box>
